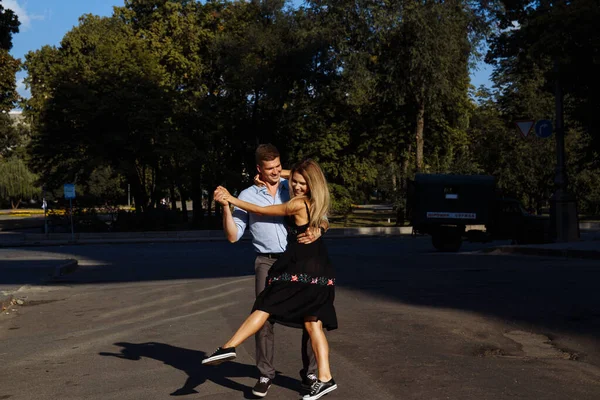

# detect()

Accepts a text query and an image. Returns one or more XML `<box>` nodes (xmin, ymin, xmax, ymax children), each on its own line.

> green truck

<box><xmin>407</xmin><ymin>174</ymin><xmax>551</xmax><ymax>251</ymax></box>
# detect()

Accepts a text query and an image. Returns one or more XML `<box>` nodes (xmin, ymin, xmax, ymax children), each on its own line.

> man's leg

<box><xmin>255</xmin><ymin>256</ymin><xmax>276</xmax><ymax>380</ymax></box>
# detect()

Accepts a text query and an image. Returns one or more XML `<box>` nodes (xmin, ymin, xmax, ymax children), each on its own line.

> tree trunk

<box><xmin>129</xmin><ymin>174</ymin><xmax>146</xmax><ymax>214</ymax></box>
<box><xmin>207</xmin><ymin>189</ymin><xmax>215</xmax><ymax>217</ymax></box>
<box><xmin>191</xmin><ymin>174</ymin><xmax>203</xmax><ymax>227</ymax></box>
<box><xmin>178</xmin><ymin>184</ymin><xmax>189</xmax><ymax>223</ymax></box>
<box><xmin>397</xmin><ymin>144</ymin><xmax>413</xmax><ymax>226</ymax></box>
<box><xmin>11</xmin><ymin>198</ymin><xmax>21</xmax><ymax>209</ymax></box>
<box><xmin>169</xmin><ymin>184</ymin><xmax>177</xmax><ymax>211</ymax></box>
<box><xmin>415</xmin><ymin>100</ymin><xmax>425</xmax><ymax>172</ymax></box>
<box><xmin>401</xmin><ymin>144</ymin><xmax>412</xmax><ymax>188</ymax></box>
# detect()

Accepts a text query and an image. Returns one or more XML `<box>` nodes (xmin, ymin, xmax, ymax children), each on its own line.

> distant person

<box><xmin>212</xmin><ymin>145</ymin><xmax>322</xmax><ymax>398</ymax></box>
<box><xmin>206</xmin><ymin>159</ymin><xmax>337</xmax><ymax>400</ymax></box>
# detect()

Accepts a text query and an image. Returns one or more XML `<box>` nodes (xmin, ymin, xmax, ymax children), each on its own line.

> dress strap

<box><xmin>303</xmin><ymin>201</ymin><xmax>311</xmax><ymax>222</ymax></box>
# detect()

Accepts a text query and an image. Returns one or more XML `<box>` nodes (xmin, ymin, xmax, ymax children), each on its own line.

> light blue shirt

<box><xmin>233</xmin><ymin>179</ymin><xmax>290</xmax><ymax>253</ymax></box>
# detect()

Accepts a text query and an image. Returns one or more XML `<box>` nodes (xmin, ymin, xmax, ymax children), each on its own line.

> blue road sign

<box><xmin>535</xmin><ymin>119</ymin><xmax>553</xmax><ymax>138</ymax></box>
<box><xmin>64</xmin><ymin>183</ymin><xmax>76</xmax><ymax>199</ymax></box>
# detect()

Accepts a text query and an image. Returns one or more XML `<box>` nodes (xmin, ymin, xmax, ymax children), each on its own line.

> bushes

<box><xmin>329</xmin><ymin>184</ymin><xmax>353</xmax><ymax>215</ymax></box>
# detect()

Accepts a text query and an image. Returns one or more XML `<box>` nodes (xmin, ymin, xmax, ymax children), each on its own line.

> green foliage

<box><xmin>0</xmin><ymin>156</ymin><xmax>38</xmax><ymax>208</ymax></box>
<box><xmin>0</xmin><ymin>2</ymin><xmax>19</xmax><ymax>51</ymax></box>
<box><xmin>0</xmin><ymin>112</ymin><xmax>29</xmax><ymax>158</ymax></box>
<box><xmin>12</xmin><ymin>0</ymin><xmax>599</xmax><ymax>226</ymax></box>
<box><xmin>488</xmin><ymin>0</ymin><xmax>600</xmax><ymax>153</ymax></box>
<box><xmin>328</xmin><ymin>183</ymin><xmax>353</xmax><ymax>215</ymax></box>
<box><xmin>86</xmin><ymin>166</ymin><xmax>125</xmax><ymax>204</ymax></box>
<box><xmin>0</xmin><ymin>3</ymin><xmax>20</xmax><ymax>111</ymax></box>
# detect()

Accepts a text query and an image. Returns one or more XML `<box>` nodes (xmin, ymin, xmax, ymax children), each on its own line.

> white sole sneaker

<box><xmin>201</xmin><ymin>352</ymin><xmax>236</xmax><ymax>365</ymax></box>
<box><xmin>252</xmin><ymin>388</ymin><xmax>269</xmax><ymax>397</ymax></box>
<box><xmin>303</xmin><ymin>383</ymin><xmax>337</xmax><ymax>399</ymax></box>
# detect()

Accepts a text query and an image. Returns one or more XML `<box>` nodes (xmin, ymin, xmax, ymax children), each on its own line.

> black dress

<box><xmin>252</xmin><ymin>202</ymin><xmax>338</xmax><ymax>331</ymax></box>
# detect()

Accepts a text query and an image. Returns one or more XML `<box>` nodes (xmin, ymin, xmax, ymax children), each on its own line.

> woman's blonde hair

<box><xmin>289</xmin><ymin>159</ymin><xmax>330</xmax><ymax>230</ymax></box>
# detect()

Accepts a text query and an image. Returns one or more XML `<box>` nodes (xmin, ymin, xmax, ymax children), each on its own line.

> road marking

<box><xmin>62</xmin><ymin>288</ymin><xmax>246</xmax><ymax>339</ymax></box>
<box><xmin>98</xmin><ymin>279</ymin><xmax>252</xmax><ymax>320</ymax></box>
<box><xmin>14</xmin><ymin>301</ymin><xmax>239</xmax><ymax>366</ymax></box>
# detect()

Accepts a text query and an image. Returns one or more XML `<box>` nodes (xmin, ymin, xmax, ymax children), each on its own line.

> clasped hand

<box><xmin>213</xmin><ymin>186</ymin><xmax>231</xmax><ymax>206</ymax></box>
<box><xmin>212</xmin><ymin>185</ymin><xmax>321</xmax><ymax>244</ymax></box>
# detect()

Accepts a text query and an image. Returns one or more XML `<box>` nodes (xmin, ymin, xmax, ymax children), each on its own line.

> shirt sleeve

<box><xmin>232</xmin><ymin>190</ymin><xmax>250</xmax><ymax>241</ymax></box>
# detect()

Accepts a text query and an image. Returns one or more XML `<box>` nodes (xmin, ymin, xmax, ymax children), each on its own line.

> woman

<box><xmin>203</xmin><ymin>159</ymin><xmax>337</xmax><ymax>400</ymax></box>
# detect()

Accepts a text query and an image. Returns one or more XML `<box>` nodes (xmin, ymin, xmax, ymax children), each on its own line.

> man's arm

<box><xmin>222</xmin><ymin>203</ymin><xmax>241</xmax><ymax>243</ymax></box>
<box><xmin>215</xmin><ymin>188</ymin><xmax>247</xmax><ymax>243</ymax></box>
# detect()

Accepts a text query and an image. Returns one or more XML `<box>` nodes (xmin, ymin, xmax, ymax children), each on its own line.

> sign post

<box><xmin>550</xmin><ymin>61</ymin><xmax>578</xmax><ymax>242</ymax></box>
<box><xmin>42</xmin><ymin>186</ymin><xmax>48</xmax><ymax>237</ymax></box>
<box><xmin>64</xmin><ymin>184</ymin><xmax>76</xmax><ymax>242</ymax></box>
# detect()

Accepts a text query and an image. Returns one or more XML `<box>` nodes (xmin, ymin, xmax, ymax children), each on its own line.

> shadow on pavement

<box><xmin>99</xmin><ymin>342</ymin><xmax>302</xmax><ymax>398</ymax></box>
<box><xmin>4</xmin><ymin>237</ymin><xmax>600</xmax><ymax>340</ymax></box>
<box><xmin>0</xmin><ymin>260</ymin><xmax>65</xmax><ymax>285</ymax></box>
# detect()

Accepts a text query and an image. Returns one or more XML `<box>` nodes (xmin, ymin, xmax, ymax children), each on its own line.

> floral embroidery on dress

<box><xmin>269</xmin><ymin>272</ymin><xmax>335</xmax><ymax>286</ymax></box>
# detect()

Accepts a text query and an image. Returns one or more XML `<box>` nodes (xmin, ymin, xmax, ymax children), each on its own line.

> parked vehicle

<box><xmin>407</xmin><ymin>174</ymin><xmax>551</xmax><ymax>251</ymax></box>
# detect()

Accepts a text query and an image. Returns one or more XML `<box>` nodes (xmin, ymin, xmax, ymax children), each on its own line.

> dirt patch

<box><xmin>504</xmin><ymin>330</ymin><xmax>576</xmax><ymax>360</ymax></box>
<box><xmin>18</xmin><ymin>299</ymin><xmax>63</xmax><ymax>307</ymax></box>
<box><xmin>472</xmin><ymin>345</ymin><xmax>508</xmax><ymax>357</ymax></box>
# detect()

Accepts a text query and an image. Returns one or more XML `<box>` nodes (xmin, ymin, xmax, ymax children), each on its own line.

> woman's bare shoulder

<box><xmin>286</xmin><ymin>196</ymin><xmax>309</xmax><ymax>213</ymax></box>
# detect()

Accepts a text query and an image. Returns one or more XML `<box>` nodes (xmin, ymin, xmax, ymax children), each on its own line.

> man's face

<box><xmin>257</xmin><ymin>157</ymin><xmax>282</xmax><ymax>185</ymax></box>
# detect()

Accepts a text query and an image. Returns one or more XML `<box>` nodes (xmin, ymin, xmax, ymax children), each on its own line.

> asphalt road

<box><xmin>1</xmin><ymin>237</ymin><xmax>599</xmax><ymax>400</ymax></box>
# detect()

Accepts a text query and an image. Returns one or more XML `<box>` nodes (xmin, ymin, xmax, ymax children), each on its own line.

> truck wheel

<box><xmin>432</xmin><ymin>230</ymin><xmax>463</xmax><ymax>252</ymax></box>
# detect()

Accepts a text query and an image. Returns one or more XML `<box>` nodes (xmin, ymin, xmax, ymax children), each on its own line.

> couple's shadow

<box><xmin>99</xmin><ymin>342</ymin><xmax>301</xmax><ymax>398</ymax></box>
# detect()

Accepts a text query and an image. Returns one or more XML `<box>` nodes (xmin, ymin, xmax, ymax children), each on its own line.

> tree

<box><xmin>0</xmin><ymin>2</ymin><xmax>20</xmax><ymax>112</ymax></box>
<box><xmin>488</xmin><ymin>0</ymin><xmax>600</xmax><ymax>152</ymax></box>
<box><xmin>0</xmin><ymin>112</ymin><xmax>29</xmax><ymax>158</ymax></box>
<box><xmin>25</xmin><ymin>15</ymin><xmax>174</xmax><ymax>212</ymax></box>
<box><xmin>0</xmin><ymin>156</ymin><xmax>38</xmax><ymax>209</ymax></box>
<box><xmin>0</xmin><ymin>1</ymin><xmax>19</xmax><ymax>51</ymax></box>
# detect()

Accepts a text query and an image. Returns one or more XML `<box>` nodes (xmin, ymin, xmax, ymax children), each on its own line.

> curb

<box><xmin>53</xmin><ymin>259</ymin><xmax>79</xmax><ymax>278</ymax></box>
<box><xmin>483</xmin><ymin>246</ymin><xmax>600</xmax><ymax>260</ymax></box>
<box><xmin>1</xmin><ymin>260</ymin><xmax>79</xmax><ymax>312</ymax></box>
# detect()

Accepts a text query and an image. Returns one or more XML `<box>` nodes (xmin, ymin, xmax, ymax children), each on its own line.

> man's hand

<box><xmin>297</xmin><ymin>227</ymin><xmax>322</xmax><ymax>244</ymax></box>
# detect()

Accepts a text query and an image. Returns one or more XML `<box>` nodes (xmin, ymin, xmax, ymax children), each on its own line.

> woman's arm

<box><xmin>216</xmin><ymin>186</ymin><xmax>301</xmax><ymax>217</ymax></box>
<box><xmin>253</xmin><ymin>169</ymin><xmax>290</xmax><ymax>186</ymax></box>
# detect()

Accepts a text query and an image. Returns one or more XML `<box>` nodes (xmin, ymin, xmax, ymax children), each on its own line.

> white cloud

<box><xmin>3</xmin><ymin>0</ymin><xmax>45</xmax><ymax>31</ymax></box>
<box><xmin>15</xmin><ymin>74</ymin><xmax>30</xmax><ymax>99</ymax></box>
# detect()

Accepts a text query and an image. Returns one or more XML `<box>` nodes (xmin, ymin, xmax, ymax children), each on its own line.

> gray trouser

<box><xmin>255</xmin><ymin>255</ymin><xmax>317</xmax><ymax>379</ymax></box>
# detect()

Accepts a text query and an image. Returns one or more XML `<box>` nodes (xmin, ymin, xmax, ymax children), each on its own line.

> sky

<box><xmin>5</xmin><ymin>0</ymin><xmax>493</xmax><ymax>101</ymax></box>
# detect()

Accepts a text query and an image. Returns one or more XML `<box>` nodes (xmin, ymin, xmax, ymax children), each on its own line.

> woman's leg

<box><xmin>223</xmin><ymin>310</ymin><xmax>270</xmax><ymax>348</ymax></box>
<box><xmin>304</xmin><ymin>318</ymin><xmax>332</xmax><ymax>382</ymax></box>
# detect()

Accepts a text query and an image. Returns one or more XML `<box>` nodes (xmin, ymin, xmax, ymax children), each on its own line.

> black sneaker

<box><xmin>252</xmin><ymin>376</ymin><xmax>272</xmax><ymax>397</ymax></box>
<box><xmin>201</xmin><ymin>347</ymin><xmax>236</xmax><ymax>365</ymax></box>
<box><xmin>302</xmin><ymin>379</ymin><xmax>337</xmax><ymax>400</ymax></box>
<box><xmin>301</xmin><ymin>373</ymin><xmax>318</xmax><ymax>391</ymax></box>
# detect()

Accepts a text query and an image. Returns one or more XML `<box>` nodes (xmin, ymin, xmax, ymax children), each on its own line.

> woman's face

<box><xmin>291</xmin><ymin>172</ymin><xmax>309</xmax><ymax>197</ymax></box>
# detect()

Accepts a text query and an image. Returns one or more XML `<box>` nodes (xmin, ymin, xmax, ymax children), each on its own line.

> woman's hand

<box><xmin>254</xmin><ymin>174</ymin><xmax>266</xmax><ymax>187</ymax></box>
<box><xmin>213</xmin><ymin>187</ymin><xmax>229</xmax><ymax>206</ymax></box>
<box><xmin>215</xmin><ymin>186</ymin><xmax>233</xmax><ymax>203</ymax></box>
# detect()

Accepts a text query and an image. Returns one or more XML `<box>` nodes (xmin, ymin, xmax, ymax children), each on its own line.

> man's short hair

<box><xmin>255</xmin><ymin>144</ymin><xmax>280</xmax><ymax>164</ymax></box>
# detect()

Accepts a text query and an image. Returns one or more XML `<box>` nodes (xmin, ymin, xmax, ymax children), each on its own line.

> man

<box><xmin>214</xmin><ymin>144</ymin><xmax>321</xmax><ymax>398</ymax></box>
